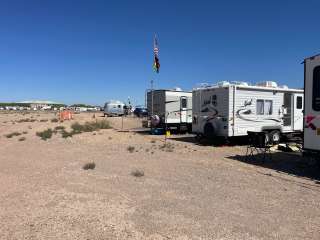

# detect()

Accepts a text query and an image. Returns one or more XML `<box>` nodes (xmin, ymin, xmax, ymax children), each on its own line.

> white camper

<box><xmin>147</xmin><ymin>89</ymin><xmax>192</xmax><ymax>131</ymax></box>
<box><xmin>192</xmin><ymin>81</ymin><xmax>304</xmax><ymax>142</ymax></box>
<box><xmin>303</xmin><ymin>54</ymin><xmax>320</xmax><ymax>153</ymax></box>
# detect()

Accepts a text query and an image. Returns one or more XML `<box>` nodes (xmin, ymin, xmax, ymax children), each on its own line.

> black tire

<box><xmin>204</xmin><ymin>123</ymin><xmax>215</xmax><ymax>139</ymax></box>
<box><xmin>269</xmin><ymin>130</ymin><xmax>281</xmax><ymax>144</ymax></box>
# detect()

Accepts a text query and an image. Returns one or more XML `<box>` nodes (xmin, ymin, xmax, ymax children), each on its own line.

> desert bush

<box><xmin>5</xmin><ymin>132</ymin><xmax>22</xmax><ymax>138</ymax></box>
<box><xmin>54</xmin><ymin>126</ymin><xmax>65</xmax><ymax>131</ymax></box>
<box><xmin>36</xmin><ymin>128</ymin><xmax>53</xmax><ymax>140</ymax></box>
<box><xmin>71</xmin><ymin>120</ymin><xmax>111</xmax><ymax>134</ymax></box>
<box><xmin>18</xmin><ymin>137</ymin><xmax>26</xmax><ymax>141</ymax></box>
<box><xmin>51</xmin><ymin>118</ymin><xmax>59</xmax><ymax>123</ymax></box>
<box><xmin>16</xmin><ymin>118</ymin><xmax>36</xmax><ymax>123</ymax></box>
<box><xmin>131</xmin><ymin>169</ymin><xmax>144</xmax><ymax>177</ymax></box>
<box><xmin>83</xmin><ymin>162</ymin><xmax>96</xmax><ymax>170</ymax></box>
<box><xmin>71</xmin><ymin>122</ymin><xmax>85</xmax><ymax>133</ymax></box>
<box><xmin>150</xmin><ymin>140</ymin><xmax>156</xmax><ymax>143</ymax></box>
<box><xmin>127</xmin><ymin>146</ymin><xmax>135</xmax><ymax>153</ymax></box>
<box><xmin>61</xmin><ymin>130</ymin><xmax>73</xmax><ymax>138</ymax></box>
<box><xmin>108</xmin><ymin>136</ymin><xmax>112</xmax><ymax>140</ymax></box>
<box><xmin>160</xmin><ymin>143</ymin><xmax>175</xmax><ymax>152</ymax></box>
<box><xmin>40</xmin><ymin>119</ymin><xmax>48</xmax><ymax>122</ymax></box>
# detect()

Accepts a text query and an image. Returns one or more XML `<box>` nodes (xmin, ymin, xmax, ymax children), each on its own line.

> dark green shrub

<box><xmin>36</xmin><ymin>128</ymin><xmax>53</xmax><ymax>140</ymax></box>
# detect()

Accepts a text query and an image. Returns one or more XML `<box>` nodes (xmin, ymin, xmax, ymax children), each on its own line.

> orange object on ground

<box><xmin>59</xmin><ymin>111</ymin><xmax>73</xmax><ymax>121</ymax></box>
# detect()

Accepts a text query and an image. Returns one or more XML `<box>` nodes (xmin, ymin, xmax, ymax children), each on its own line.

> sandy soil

<box><xmin>0</xmin><ymin>112</ymin><xmax>319</xmax><ymax>240</ymax></box>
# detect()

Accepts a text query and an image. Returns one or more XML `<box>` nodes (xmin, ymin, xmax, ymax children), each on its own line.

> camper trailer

<box><xmin>192</xmin><ymin>81</ymin><xmax>304</xmax><ymax>142</ymax></box>
<box><xmin>147</xmin><ymin>89</ymin><xmax>192</xmax><ymax>131</ymax></box>
<box><xmin>303</xmin><ymin>54</ymin><xmax>320</xmax><ymax>154</ymax></box>
<box><xmin>103</xmin><ymin>100</ymin><xmax>125</xmax><ymax>116</ymax></box>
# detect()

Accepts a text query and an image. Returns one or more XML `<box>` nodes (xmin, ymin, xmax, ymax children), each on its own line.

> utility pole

<box><xmin>151</xmin><ymin>79</ymin><xmax>154</xmax><ymax>118</ymax></box>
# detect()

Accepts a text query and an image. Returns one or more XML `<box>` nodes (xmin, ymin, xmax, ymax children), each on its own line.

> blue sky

<box><xmin>0</xmin><ymin>0</ymin><xmax>319</xmax><ymax>106</ymax></box>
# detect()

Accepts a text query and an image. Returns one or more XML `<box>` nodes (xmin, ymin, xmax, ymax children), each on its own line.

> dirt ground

<box><xmin>0</xmin><ymin>112</ymin><xmax>319</xmax><ymax>240</ymax></box>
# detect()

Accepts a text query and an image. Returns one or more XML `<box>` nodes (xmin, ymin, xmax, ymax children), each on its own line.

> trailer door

<box><xmin>180</xmin><ymin>96</ymin><xmax>188</xmax><ymax>123</ymax></box>
<box><xmin>304</xmin><ymin>57</ymin><xmax>320</xmax><ymax>151</ymax></box>
<box><xmin>293</xmin><ymin>94</ymin><xmax>303</xmax><ymax>131</ymax></box>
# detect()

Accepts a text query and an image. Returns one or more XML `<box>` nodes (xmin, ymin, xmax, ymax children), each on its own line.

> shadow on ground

<box><xmin>169</xmin><ymin>135</ymin><xmax>249</xmax><ymax>146</ymax></box>
<box><xmin>227</xmin><ymin>151</ymin><xmax>320</xmax><ymax>182</ymax></box>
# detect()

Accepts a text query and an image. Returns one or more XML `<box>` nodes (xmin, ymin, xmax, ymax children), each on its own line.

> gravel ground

<box><xmin>0</xmin><ymin>112</ymin><xmax>319</xmax><ymax>240</ymax></box>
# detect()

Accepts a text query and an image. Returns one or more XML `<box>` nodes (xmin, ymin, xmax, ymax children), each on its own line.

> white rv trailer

<box><xmin>103</xmin><ymin>100</ymin><xmax>125</xmax><ymax>116</ymax></box>
<box><xmin>192</xmin><ymin>81</ymin><xmax>304</xmax><ymax>142</ymax></box>
<box><xmin>303</xmin><ymin>54</ymin><xmax>320</xmax><ymax>154</ymax></box>
<box><xmin>147</xmin><ymin>89</ymin><xmax>192</xmax><ymax>131</ymax></box>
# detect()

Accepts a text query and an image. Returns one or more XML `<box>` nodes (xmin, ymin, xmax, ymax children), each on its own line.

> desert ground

<box><xmin>0</xmin><ymin>112</ymin><xmax>319</xmax><ymax>240</ymax></box>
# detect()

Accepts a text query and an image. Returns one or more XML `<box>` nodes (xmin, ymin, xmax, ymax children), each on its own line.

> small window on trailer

<box><xmin>265</xmin><ymin>100</ymin><xmax>273</xmax><ymax>115</ymax></box>
<box><xmin>313</xmin><ymin>66</ymin><xmax>320</xmax><ymax>111</ymax></box>
<box><xmin>181</xmin><ymin>97</ymin><xmax>187</xmax><ymax>108</ymax></box>
<box><xmin>256</xmin><ymin>99</ymin><xmax>273</xmax><ymax>115</ymax></box>
<box><xmin>256</xmin><ymin>100</ymin><xmax>264</xmax><ymax>115</ymax></box>
<box><xmin>296</xmin><ymin>96</ymin><xmax>303</xmax><ymax>109</ymax></box>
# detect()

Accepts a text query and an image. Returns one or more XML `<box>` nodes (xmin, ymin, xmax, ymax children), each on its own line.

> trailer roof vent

<box><xmin>173</xmin><ymin>87</ymin><xmax>182</xmax><ymax>91</ymax></box>
<box><xmin>231</xmin><ymin>81</ymin><xmax>249</xmax><ymax>86</ymax></box>
<box><xmin>279</xmin><ymin>85</ymin><xmax>288</xmax><ymax>89</ymax></box>
<box><xmin>216</xmin><ymin>81</ymin><xmax>230</xmax><ymax>87</ymax></box>
<box><xmin>256</xmin><ymin>81</ymin><xmax>278</xmax><ymax>88</ymax></box>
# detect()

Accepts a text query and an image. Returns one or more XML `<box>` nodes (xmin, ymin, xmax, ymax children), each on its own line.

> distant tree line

<box><xmin>70</xmin><ymin>104</ymin><xmax>96</xmax><ymax>108</ymax></box>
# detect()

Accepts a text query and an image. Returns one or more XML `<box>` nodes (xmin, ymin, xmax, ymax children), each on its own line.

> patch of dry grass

<box><xmin>5</xmin><ymin>132</ymin><xmax>22</xmax><ymax>138</ymax></box>
<box><xmin>159</xmin><ymin>143</ymin><xmax>175</xmax><ymax>152</ymax></box>
<box><xmin>127</xmin><ymin>146</ymin><xmax>135</xmax><ymax>153</ymax></box>
<box><xmin>36</xmin><ymin>128</ymin><xmax>53</xmax><ymax>140</ymax></box>
<box><xmin>131</xmin><ymin>169</ymin><xmax>144</xmax><ymax>177</ymax></box>
<box><xmin>18</xmin><ymin>137</ymin><xmax>26</xmax><ymax>141</ymax></box>
<box><xmin>83</xmin><ymin>162</ymin><xmax>96</xmax><ymax>170</ymax></box>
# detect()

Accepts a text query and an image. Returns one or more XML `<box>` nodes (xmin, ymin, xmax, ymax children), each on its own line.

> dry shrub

<box><xmin>83</xmin><ymin>162</ymin><xmax>96</xmax><ymax>170</ymax></box>
<box><xmin>51</xmin><ymin>118</ymin><xmax>59</xmax><ymax>123</ymax></box>
<box><xmin>71</xmin><ymin>120</ymin><xmax>111</xmax><ymax>134</ymax></box>
<box><xmin>36</xmin><ymin>128</ymin><xmax>53</xmax><ymax>140</ymax></box>
<box><xmin>61</xmin><ymin>130</ymin><xmax>73</xmax><ymax>138</ymax></box>
<box><xmin>18</xmin><ymin>137</ymin><xmax>26</xmax><ymax>141</ymax></box>
<box><xmin>131</xmin><ymin>169</ymin><xmax>144</xmax><ymax>177</ymax></box>
<box><xmin>127</xmin><ymin>146</ymin><xmax>135</xmax><ymax>153</ymax></box>
<box><xmin>5</xmin><ymin>132</ymin><xmax>21</xmax><ymax>138</ymax></box>
<box><xmin>16</xmin><ymin>118</ymin><xmax>36</xmax><ymax>123</ymax></box>
<box><xmin>159</xmin><ymin>143</ymin><xmax>175</xmax><ymax>152</ymax></box>
<box><xmin>54</xmin><ymin>125</ymin><xmax>65</xmax><ymax>131</ymax></box>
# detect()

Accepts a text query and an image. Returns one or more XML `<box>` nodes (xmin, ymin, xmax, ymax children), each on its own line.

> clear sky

<box><xmin>0</xmin><ymin>0</ymin><xmax>319</xmax><ymax>106</ymax></box>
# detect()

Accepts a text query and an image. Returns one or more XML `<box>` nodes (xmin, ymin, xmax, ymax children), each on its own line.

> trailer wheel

<box><xmin>204</xmin><ymin>123</ymin><xmax>215</xmax><ymax>138</ymax></box>
<box><xmin>269</xmin><ymin>130</ymin><xmax>280</xmax><ymax>144</ymax></box>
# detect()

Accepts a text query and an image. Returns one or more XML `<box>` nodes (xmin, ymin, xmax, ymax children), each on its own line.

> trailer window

<box><xmin>181</xmin><ymin>98</ymin><xmax>187</xmax><ymax>108</ymax></box>
<box><xmin>256</xmin><ymin>100</ymin><xmax>264</xmax><ymax>115</ymax></box>
<box><xmin>296</xmin><ymin>96</ymin><xmax>303</xmax><ymax>109</ymax></box>
<box><xmin>313</xmin><ymin>66</ymin><xmax>320</xmax><ymax>111</ymax></box>
<box><xmin>257</xmin><ymin>99</ymin><xmax>273</xmax><ymax>115</ymax></box>
<box><xmin>265</xmin><ymin>100</ymin><xmax>273</xmax><ymax>115</ymax></box>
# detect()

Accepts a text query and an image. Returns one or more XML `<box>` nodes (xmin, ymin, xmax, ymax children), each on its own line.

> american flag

<box><xmin>153</xmin><ymin>35</ymin><xmax>160</xmax><ymax>73</ymax></box>
<box><xmin>153</xmin><ymin>35</ymin><xmax>159</xmax><ymax>55</ymax></box>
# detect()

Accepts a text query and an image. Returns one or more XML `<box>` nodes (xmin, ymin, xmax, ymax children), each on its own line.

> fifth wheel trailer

<box><xmin>303</xmin><ymin>54</ymin><xmax>320</xmax><ymax>154</ymax></box>
<box><xmin>147</xmin><ymin>89</ymin><xmax>192</xmax><ymax>131</ymax></box>
<box><xmin>192</xmin><ymin>81</ymin><xmax>304</xmax><ymax>142</ymax></box>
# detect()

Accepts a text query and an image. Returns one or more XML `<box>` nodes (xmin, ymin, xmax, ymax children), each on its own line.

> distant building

<box><xmin>18</xmin><ymin>100</ymin><xmax>65</xmax><ymax>110</ymax></box>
